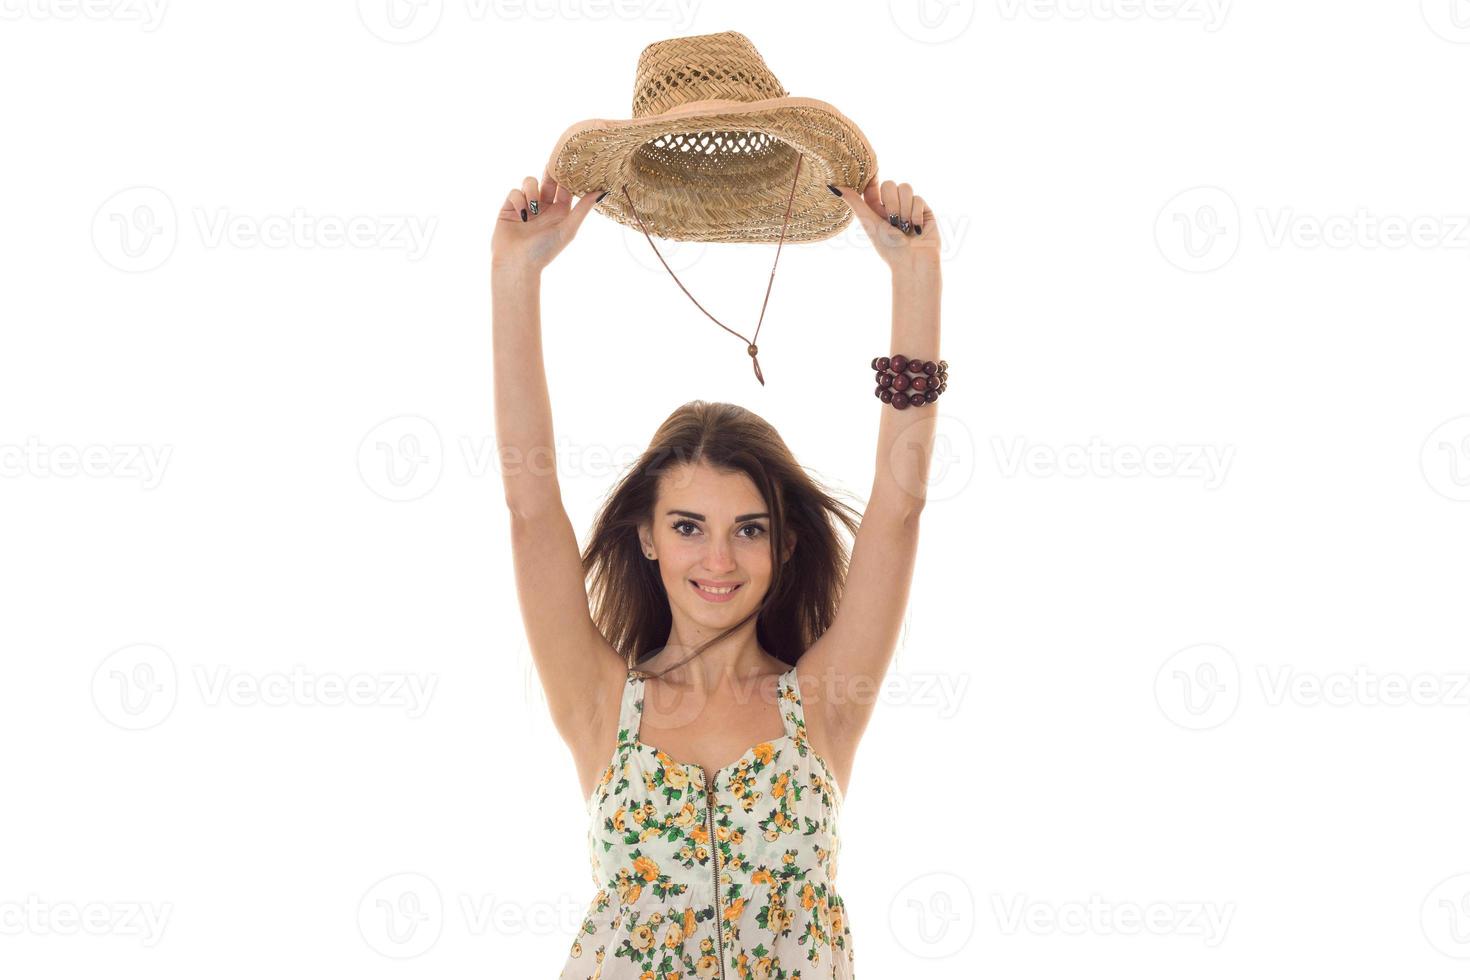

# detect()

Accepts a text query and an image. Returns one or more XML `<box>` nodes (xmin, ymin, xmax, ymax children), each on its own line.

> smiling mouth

<box><xmin>690</xmin><ymin>580</ymin><xmax>743</xmax><ymax>600</ymax></box>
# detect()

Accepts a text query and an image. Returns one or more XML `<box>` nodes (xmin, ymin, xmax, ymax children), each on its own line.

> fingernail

<box><xmin>520</xmin><ymin>208</ymin><xmax>527</xmax><ymax>222</ymax></box>
<box><xmin>915</xmin><ymin>225</ymin><xmax>923</xmax><ymax>235</ymax></box>
<box><xmin>888</xmin><ymin>214</ymin><xmax>899</xmax><ymax>227</ymax></box>
<box><xmin>827</xmin><ymin>184</ymin><xmax>841</xmax><ymax>196</ymax></box>
<box><xmin>596</xmin><ymin>190</ymin><xmax>609</xmax><ymax>203</ymax></box>
<box><xmin>528</xmin><ymin>200</ymin><xmax>539</xmax><ymax>215</ymax></box>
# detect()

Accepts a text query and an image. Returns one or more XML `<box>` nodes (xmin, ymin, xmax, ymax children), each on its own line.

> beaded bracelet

<box><xmin>872</xmin><ymin>354</ymin><xmax>948</xmax><ymax>410</ymax></box>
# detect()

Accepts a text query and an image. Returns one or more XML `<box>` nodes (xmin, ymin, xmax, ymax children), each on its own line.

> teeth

<box><xmin>697</xmin><ymin>583</ymin><xmax>738</xmax><ymax>594</ymax></box>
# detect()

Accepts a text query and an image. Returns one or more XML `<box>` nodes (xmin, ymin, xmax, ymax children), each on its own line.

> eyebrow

<box><xmin>667</xmin><ymin>510</ymin><xmax>770</xmax><ymax>522</ymax></box>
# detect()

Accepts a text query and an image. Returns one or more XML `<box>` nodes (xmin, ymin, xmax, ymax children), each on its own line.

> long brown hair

<box><xmin>582</xmin><ymin>400</ymin><xmax>862</xmax><ymax>678</ymax></box>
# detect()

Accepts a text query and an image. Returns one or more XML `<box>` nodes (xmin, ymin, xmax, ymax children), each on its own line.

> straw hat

<box><xmin>546</xmin><ymin>30</ymin><xmax>877</xmax><ymax>244</ymax></box>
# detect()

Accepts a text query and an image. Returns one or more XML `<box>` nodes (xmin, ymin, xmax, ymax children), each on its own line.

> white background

<box><xmin>3</xmin><ymin>1</ymin><xmax>1470</xmax><ymax>977</ymax></box>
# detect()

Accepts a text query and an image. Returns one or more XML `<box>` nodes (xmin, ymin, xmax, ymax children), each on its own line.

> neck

<box><xmin>643</xmin><ymin>620</ymin><xmax>780</xmax><ymax>689</ymax></box>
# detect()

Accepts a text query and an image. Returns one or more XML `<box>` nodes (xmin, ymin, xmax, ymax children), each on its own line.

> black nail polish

<box><xmin>827</xmin><ymin>183</ymin><xmax>841</xmax><ymax>196</ymax></box>
<box><xmin>596</xmin><ymin>190</ymin><xmax>609</xmax><ymax>203</ymax></box>
<box><xmin>915</xmin><ymin>225</ymin><xmax>923</xmax><ymax>235</ymax></box>
<box><xmin>529</xmin><ymin>200</ymin><xmax>539</xmax><ymax>215</ymax></box>
<box><xmin>888</xmin><ymin>214</ymin><xmax>899</xmax><ymax>227</ymax></box>
<box><xmin>520</xmin><ymin>208</ymin><xmax>527</xmax><ymax>222</ymax></box>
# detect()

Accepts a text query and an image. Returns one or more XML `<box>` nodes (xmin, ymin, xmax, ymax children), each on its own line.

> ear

<box><xmin>782</xmin><ymin>534</ymin><xmax>796</xmax><ymax>564</ymax></box>
<box><xmin>636</xmin><ymin>522</ymin><xmax>653</xmax><ymax>558</ymax></box>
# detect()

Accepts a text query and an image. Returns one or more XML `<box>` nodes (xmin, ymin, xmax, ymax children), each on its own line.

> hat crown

<box><xmin>631</xmin><ymin>31</ymin><xmax>788</xmax><ymax>118</ymax></box>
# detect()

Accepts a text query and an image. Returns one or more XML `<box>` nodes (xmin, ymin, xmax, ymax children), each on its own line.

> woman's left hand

<box><xmin>827</xmin><ymin>173</ymin><xmax>940</xmax><ymax>273</ymax></box>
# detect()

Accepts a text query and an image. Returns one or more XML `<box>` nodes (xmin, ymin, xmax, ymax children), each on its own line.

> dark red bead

<box><xmin>909</xmin><ymin>392</ymin><xmax>926</xmax><ymax>406</ymax></box>
<box><xmin>938</xmin><ymin>359</ymin><xmax>947</xmax><ymax>371</ymax></box>
<box><xmin>924</xmin><ymin>389</ymin><xmax>938</xmax><ymax>403</ymax></box>
<box><xmin>937</xmin><ymin>383</ymin><xmax>946</xmax><ymax>393</ymax></box>
<box><xmin>922</xmin><ymin>360</ymin><xmax>936</xmax><ymax>375</ymax></box>
<box><xmin>874</xmin><ymin>385</ymin><xmax>885</xmax><ymax>400</ymax></box>
<box><xmin>892</xmin><ymin>393</ymin><xmax>910</xmax><ymax>410</ymax></box>
<box><xmin>875</xmin><ymin>370</ymin><xmax>886</xmax><ymax>385</ymax></box>
<box><xmin>891</xmin><ymin>373</ymin><xmax>910</xmax><ymax>392</ymax></box>
<box><xmin>891</xmin><ymin>354</ymin><xmax>908</xmax><ymax>374</ymax></box>
<box><xmin>911</xmin><ymin>375</ymin><xmax>928</xmax><ymax>392</ymax></box>
<box><xmin>870</xmin><ymin>356</ymin><xmax>881</xmax><ymax>371</ymax></box>
<box><xmin>879</xmin><ymin>388</ymin><xmax>893</xmax><ymax>403</ymax></box>
<box><xmin>878</xmin><ymin>356</ymin><xmax>890</xmax><ymax>372</ymax></box>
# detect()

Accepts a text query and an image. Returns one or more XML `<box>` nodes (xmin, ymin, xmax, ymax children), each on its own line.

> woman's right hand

<box><xmin>491</xmin><ymin>170</ymin><xmax>606</xmax><ymax>275</ymax></box>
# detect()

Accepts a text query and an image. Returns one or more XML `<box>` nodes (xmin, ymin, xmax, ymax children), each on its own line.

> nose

<box><xmin>703</xmin><ymin>538</ymin><xmax>737</xmax><ymax>572</ymax></box>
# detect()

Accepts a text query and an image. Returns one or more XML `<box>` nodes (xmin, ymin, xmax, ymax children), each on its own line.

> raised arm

<box><xmin>799</xmin><ymin>176</ymin><xmax>941</xmax><ymax>747</ymax></box>
<box><xmin>491</xmin><ymin>173</ymin><xmax>623</xmax><ymax>743</ymax></box>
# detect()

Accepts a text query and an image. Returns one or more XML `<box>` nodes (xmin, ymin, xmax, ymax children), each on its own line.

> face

<box><xmin>638</xmin><ymin>463</ymin><xmax>793</xmax><ymax>624</ymax></box>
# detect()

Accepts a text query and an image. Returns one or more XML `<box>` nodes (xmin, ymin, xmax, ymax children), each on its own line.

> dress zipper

<box><xmin>696</xmin><ymin>764</ymin><xmax>727</xmax><ymax>980</ymax></box>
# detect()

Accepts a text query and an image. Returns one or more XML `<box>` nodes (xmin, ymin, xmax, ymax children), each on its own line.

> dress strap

<box><xmin>617</xmin><ymin>669</ymin><xmax>646</xmax><ymax>745</ymax></box>
<box><xmin>777</xmin><ymin>666</ymin><xmax>806</xmax><ymax>741</ymax></box>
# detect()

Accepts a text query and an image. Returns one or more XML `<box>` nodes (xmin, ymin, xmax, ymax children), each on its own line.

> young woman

<box><xmin>492</xmin><ymin>168</ymin><xmax>941</xmax><ymax>979</ymax></box>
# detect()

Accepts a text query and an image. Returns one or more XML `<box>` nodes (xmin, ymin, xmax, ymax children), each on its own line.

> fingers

<box><xmin>541</xmin><ymin>169</ymin><xmax>561</xmax><ymax>210</ymax></box>
<box><xmin>897</xmin><ymin>182</ymin><xmax>914</xmax><ymax>233</ymax></box>
<box><xmin>911</xmin><ymin>194</ymin><xmax>931</xmax><ymax>235</ymax></box>
<box><xmin>507</xmin><ymin>186</ymin><xmax>528</xmax><ymax>222</ymax></box>
<box><xmin>520</xmin><ymin>176</ymin><xmax>540</xmax><ymax>220</ymax></box>
<box><xmin>879</xmin><ymin>180</ymin><xmax>899</xmax><ymax>229</ymax></box>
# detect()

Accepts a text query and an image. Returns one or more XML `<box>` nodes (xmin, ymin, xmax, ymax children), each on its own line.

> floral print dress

<box><xmin>560</xmin><ymin>665</ymin><xmax>855</xmax><ymax>979</ymax></box>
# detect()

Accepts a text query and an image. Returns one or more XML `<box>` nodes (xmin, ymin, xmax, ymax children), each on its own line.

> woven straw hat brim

<box><xmin>547</xmin><ymin>96</ymin><xmax>877</xmax><ymax>244</ymax></box>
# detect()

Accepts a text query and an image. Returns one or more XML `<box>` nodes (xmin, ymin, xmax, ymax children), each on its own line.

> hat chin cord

<box><xmin>618</xmin><ymin>153</ymin><xmax>804</xmax><ymax>387</ymax></box>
